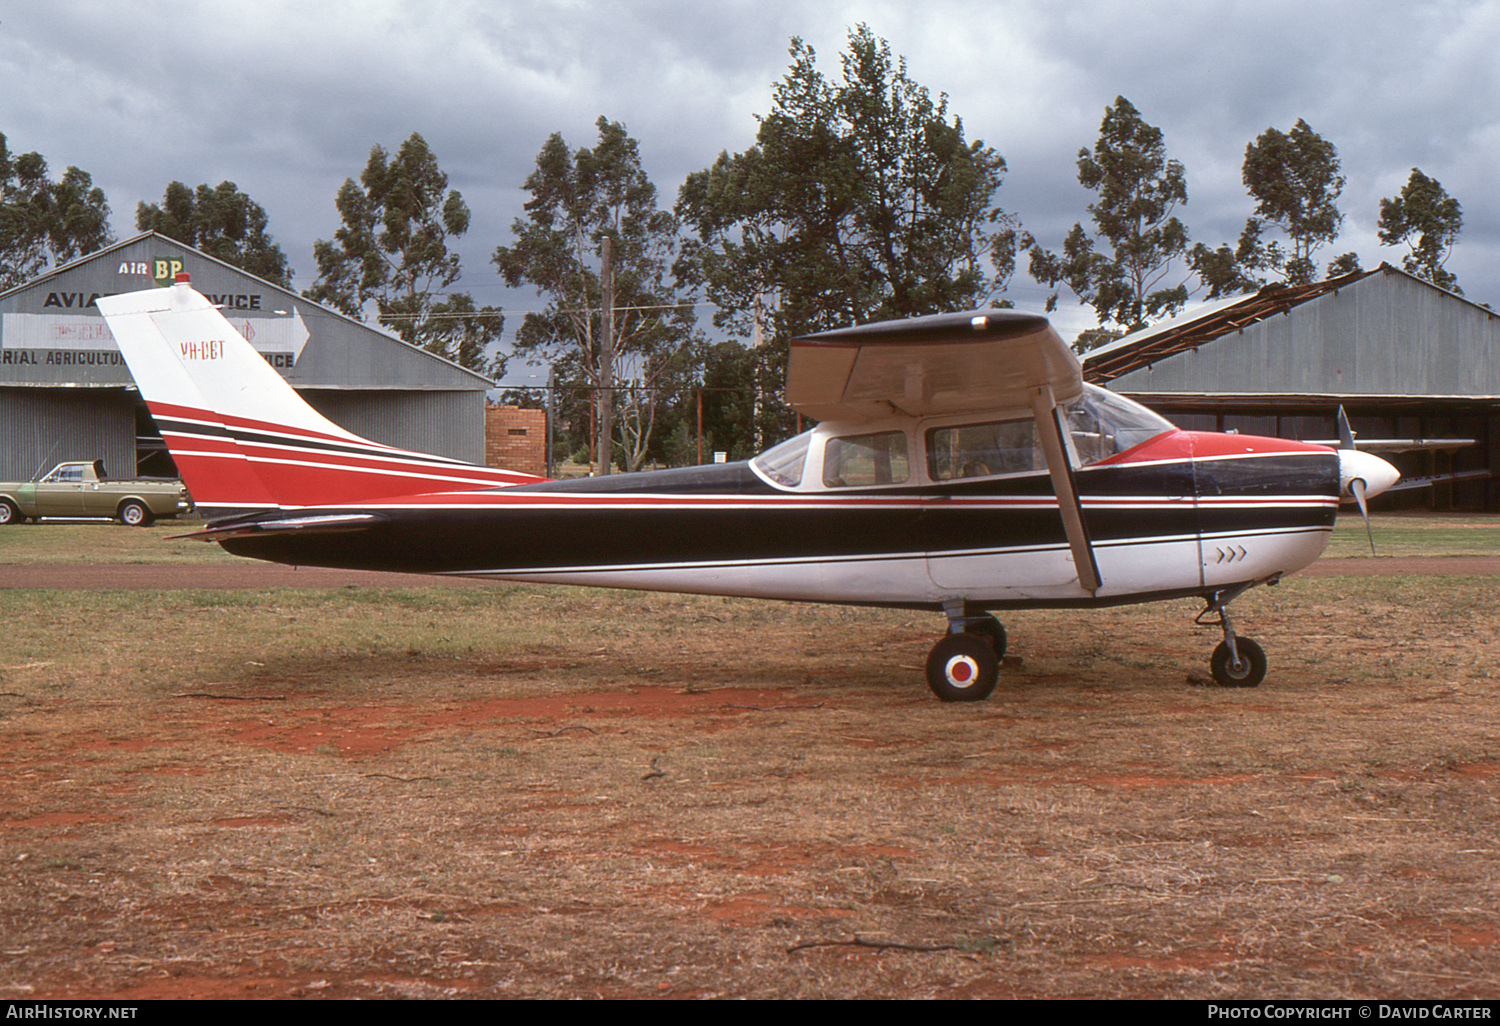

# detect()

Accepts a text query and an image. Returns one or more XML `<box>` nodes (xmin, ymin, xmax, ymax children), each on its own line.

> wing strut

<box><xmin>1030</xmin><ymin>385</ymin><xmax>1102</xmax><ymax>594</ymax></box>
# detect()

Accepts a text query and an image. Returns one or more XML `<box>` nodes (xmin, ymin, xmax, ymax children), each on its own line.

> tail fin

<box><xmin>95</xmin><ymin>275</ymin><xmax>544</xmax><ymax>517</ymax></box>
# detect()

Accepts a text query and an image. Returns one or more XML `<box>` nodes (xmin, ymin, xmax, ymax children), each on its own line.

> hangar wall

<box><xmin>0</xmin><ymin>388</ymin><xmax>137</xmax><ymax>482</ymax></box>
<box><xmin>1103</xmin><ymin>270</ymin><xmax>1500</xmax><ymax>399</ymax></box>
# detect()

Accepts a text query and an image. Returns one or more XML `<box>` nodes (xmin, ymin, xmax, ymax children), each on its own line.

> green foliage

<box><xmin>1029</xmin><ymin>97</ymin><xmax>1191</xmax><ymax>331</ymax></box>
<box><xmin>494</xmin><ymin>117</ymin><xmax>697</xmax><ymax>473</ymax></box>
<box><xmin>136</xmin><ymin>180</ymin><xmax>290</xmax><ymax>287</ymax></box>
<box><xmin>1236</xmin><ymin>119</ymin><xmax>1345</xmax><ymax>286</ymax></box>
<box><xmin>698</xmin><ymin>340</ymin><xmax>768</xmax><ymax>463</ymax></box>
<box><xmin>0</xmin><ymin>132</ymin><xmax>113</xmax><ymax>289</ymax></box>
<box><xmin>1187</xmin><ymin>240</ymin><xmax>1259</xmax><ymax>300</ymax></box>
<box><xmin>306</xmin><ymin>132</ymin><xmax>502</xmax><ymax>374</ymax></box>
<box><xmin>677</xmin><ymin>26</ymin><xmax>1017</xmax><ymax>450</ymax></box>
<box><xmin>1378</xmin><ymin>168</ymin><xmax>1463</xmax><ymax>294</ymax></box>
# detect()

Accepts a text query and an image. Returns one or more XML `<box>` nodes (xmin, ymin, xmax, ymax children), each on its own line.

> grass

<box><xmin>0</xmin><ymin>517</ymin><xmax>237</xmax><ymax>565</ymax></box>
<box><xmin>1</xmin><ymin>554</ymin><xmax>1499</xmax><ymax>997</ymax></box>
<box><xmin>0</xmin><ymin>513</ymin><xmax>1498</xmax><ymax>998</ymax></box>
<box><xmin>1324</xmin><ymin>511</ymin><xmax>1500</xmax><ymax>558</ymax></box>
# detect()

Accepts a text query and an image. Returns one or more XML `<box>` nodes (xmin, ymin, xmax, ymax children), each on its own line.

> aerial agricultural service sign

<box><xmin>0</xmin><ymin>254</ymin><xmax>308</xmax><ymax>382</ymax></box>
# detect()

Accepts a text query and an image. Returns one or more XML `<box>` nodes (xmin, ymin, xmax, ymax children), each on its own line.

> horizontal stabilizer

<box><xmin>1380</xmin><ymin>469</ymin><xmax>1492</xmax><ymax>494</ymax></box>
<box><xmin>172</xmin><ymin>512</ymin><xmax>387</xmax><ymax>542</ymax></box>
<box><xmin>1309</xmin><ymin>437</ymin><xmax>1476</xmax><ymax>453</ymax></box>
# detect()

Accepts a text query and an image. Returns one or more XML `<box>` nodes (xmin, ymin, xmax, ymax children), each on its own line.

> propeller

<box><xmin>1334</xmin><ymin>406</ymin><xmax>1400</xmax><ymax>555</ymax></box>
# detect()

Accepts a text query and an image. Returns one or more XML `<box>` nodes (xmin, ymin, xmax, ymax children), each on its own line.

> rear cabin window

<box><xmin>927</xmin><ymin>420</ymin><xmax>1039</xmax><ymax>481</ymax></box>
<box><xmin>822</xmin><ymin>431</ymin><xmax>910</xmax><ymax>488</ymax></box>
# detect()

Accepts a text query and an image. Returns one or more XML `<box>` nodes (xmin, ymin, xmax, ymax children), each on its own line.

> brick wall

<box><xmin>484</xmin><ymin>405</ymin><xmax>547</xmax><ymax>478</ymax></box>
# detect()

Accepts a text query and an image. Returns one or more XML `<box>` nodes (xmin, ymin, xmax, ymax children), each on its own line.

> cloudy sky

<box><xmin>4</xmin><ymin>0</ymin><xmax>1496</xmax><ymax>375</ymax></box>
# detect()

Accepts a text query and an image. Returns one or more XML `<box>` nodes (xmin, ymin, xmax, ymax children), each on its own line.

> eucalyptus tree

<box><xmin>0</xmin><ymin>132</ymin><xmax>113</xmax><ymax>289</ymax></box>
<box><xmin>494</xmin><ymin>117</ymin><xmax>697</xmax><ymax>474</ymax></box>
<box><xmin>1378</xmin><ymin>168</ymin><xmax>1463</xmax><ymax>294</ymax></box>
<box><xmin>1028</xmin><ymin>96</ymin><xmax>1192</xmax><ymax>334</ymax></box>
<box><xmin>677</xmin><ymin>25</ymin><xmax>1018</xmax><ymax>445</ymax></box>
<box><xmin>306</xmin><ymin>133</ymin><xmax>503</xmax><ymax>373</ymax></box>
<box><xmin>137</xmin><ymin>180</ymin><xmax>290</xmax><ymax>287</ymax></box>
<box><xmin>1236</xmin><ymin>119</ymin><xmax>1349</xmax><ymax>286</ymax></box>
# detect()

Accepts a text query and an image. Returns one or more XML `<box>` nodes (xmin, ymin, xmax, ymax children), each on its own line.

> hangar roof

<box><xmin>1084</xmin><ymin>264</ymin><xmax>1500</xmax><ymax>401</ymax></box>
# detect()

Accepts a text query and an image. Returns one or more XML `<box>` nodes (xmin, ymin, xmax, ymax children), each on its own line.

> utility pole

<box><xmin>599</xmin><ymin>235</ymin><xmax>615</xmax><ymax>475</ymax></box>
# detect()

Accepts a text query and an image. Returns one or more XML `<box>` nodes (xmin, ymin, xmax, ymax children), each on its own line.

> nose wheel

<box><xmin>1210</xmin><ymin>636</ymin><xmax>1266</xmax><ymax>687</ymax></box>
<box><xmin>1198</xmin><ymin>585</ymin><xmax>1268</xmax><ymax>688</ymax></box>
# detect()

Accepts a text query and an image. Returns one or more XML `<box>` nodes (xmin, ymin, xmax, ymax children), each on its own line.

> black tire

<box><xmin>118</xmin><ymin>500</ymin><xmax>154</xmax><ymax>527</ymax></box>
<box><xmin>926</xmin><ymin>632</ymin><xmax>999</xmax><ymax>702</ymax></box>
<box><xmin>964</xmin><ymin>614</ymin><xmax>1007</xmax><ymax>658</ymax></box>
<box><xmin>0</xmin><ymin>500</ymin><xmax>17</xmax><ymax>526</ymax></box>
<box><xmin>1210</xmin><ymin>636</ymin><xmax>1267</xmax><ymax>688</ymax></box>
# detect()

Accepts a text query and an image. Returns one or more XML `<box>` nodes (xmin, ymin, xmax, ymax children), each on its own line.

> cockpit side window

<box><xmin>822</xmin><ymin>430</ymin><xmax>910</xmax><ymax>488</ymax></box>
<box><xmin>926</xmin><ymin>420</ymin><xmax>1038</xmax><ymax>481</ymax></box>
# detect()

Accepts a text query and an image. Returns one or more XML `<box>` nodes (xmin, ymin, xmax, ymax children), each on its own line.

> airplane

<box><xmin>94</xmin><ymin>274</ymin><xmax>1401</xmax><ymax>702</ymax></box>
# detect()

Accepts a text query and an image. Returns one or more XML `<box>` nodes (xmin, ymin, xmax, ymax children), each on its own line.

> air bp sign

<box><xmin>152</xmin><ymin>258</ymin><xmax>186</xmax><ymax>287</ymax></box>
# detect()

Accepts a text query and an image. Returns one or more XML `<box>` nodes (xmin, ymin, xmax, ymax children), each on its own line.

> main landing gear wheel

<box><xmin>926</xmin><ymin>632</ymin><xmax>999</xmax><ymax>703</ymax></box>
<box><xmin>1211</xmin><ymin>636</ymin><xmax>1266</xmax><ymax>688</ymax></box>
<box><xmin>964</xmin><ymin>614</ymin><xmax>1007</xmax><ymax>658</ymax></box>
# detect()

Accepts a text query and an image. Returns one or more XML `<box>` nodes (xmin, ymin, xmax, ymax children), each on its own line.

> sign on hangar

<box><xmin>0</xmin><ymin>232</ymin><xmax>493</xmax><ymax>481</ymax></box>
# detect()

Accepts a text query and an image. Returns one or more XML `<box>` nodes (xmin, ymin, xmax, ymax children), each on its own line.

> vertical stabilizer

<box><xmin>96</xmin><ymin>276</ymin><xmax>544</xmax><ymax>516</ymax></box>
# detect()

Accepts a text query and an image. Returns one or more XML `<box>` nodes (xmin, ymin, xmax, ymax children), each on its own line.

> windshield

<box><xmin>751</xmin><ymin>430</ymin><xmax>812</xmax><ymax>488</ymax></box>
<box><xmin>1063</xmin><ymin>385</ymin><xmax>1174</xmax><ymax>465</ymax></box>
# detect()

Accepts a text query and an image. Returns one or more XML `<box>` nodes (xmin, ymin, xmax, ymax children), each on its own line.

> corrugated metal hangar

<box><xmin>0</xmin><ymin>232</ymin><xmax>492</xmax><ymax>484</ymax></box>
<box><xmin>1085</xmin><ymin>264</ymin><xmax>1500</xmax><ymax>510</ymax></box>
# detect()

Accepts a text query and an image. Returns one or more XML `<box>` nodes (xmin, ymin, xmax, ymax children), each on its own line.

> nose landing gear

<box><xmin>1198</xmin><ymin>584</ymin><xmax>1269</xmax><ymax>688</ymax></box>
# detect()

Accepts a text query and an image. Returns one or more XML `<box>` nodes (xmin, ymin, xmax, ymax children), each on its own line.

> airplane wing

<box><xmin>787</xmin><ymin>310</ymin><xmax>1082</xmax><ymax>423</ymax></box>
<box><xmin>789</xmin><ymin>309</ymin><xmax>1100</xmax><ymax>593</ymax></box>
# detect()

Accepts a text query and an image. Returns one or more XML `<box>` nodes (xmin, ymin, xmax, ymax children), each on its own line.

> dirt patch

<box><xmin>1</xmin><ymin>572</ymin><xmax>1499</xmax><ymax>998</ymax></box>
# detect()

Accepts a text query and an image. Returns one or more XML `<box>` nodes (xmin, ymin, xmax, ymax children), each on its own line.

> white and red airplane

<box><xmin>95</xmin><ymin>275</ymin><xmax>1400</xmax><ymax>701</ymax></box>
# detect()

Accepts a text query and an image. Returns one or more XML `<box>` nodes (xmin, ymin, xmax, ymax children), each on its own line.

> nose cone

<box><xmin>1339</xmin><ymin>449</ymin><xmax>1401</xmax><ymax>501</ymax></box>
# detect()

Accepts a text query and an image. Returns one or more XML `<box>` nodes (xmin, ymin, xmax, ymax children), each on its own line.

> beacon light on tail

<box><xmin>98</xmin><ymin>280</ymin><xmax>1400</xmax><ymax>700</ymax></box>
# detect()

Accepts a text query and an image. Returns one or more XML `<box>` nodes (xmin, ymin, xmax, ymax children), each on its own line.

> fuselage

<box><xmin>215</xmin><ymin>416</ymin><xmax>1341</xmax><ymax>612</ymax></box>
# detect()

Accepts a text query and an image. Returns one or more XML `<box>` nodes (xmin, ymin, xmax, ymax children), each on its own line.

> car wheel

<box><xmin>118</xmin><ymin>500</ymin><xmax>154</xmax><ymax>527</ymax></box>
